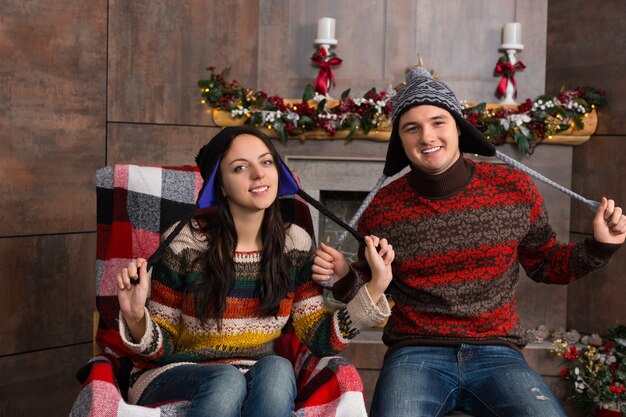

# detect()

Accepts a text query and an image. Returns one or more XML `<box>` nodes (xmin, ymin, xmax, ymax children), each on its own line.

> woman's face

<box><xmin>219</xmin><ymin>134</ymin><xmax>279</xmax><ymax>215</ymax></box>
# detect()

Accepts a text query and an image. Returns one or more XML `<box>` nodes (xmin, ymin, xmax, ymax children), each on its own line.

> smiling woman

<box><xmin>111</xmin><ymin>126</ymin><xmax>393</xmax><ymax>417</ymax></box>
<box><xmin>219</xmin><ymin>134</ymin><xmax>280</xmax><ymax>223</ymax></box>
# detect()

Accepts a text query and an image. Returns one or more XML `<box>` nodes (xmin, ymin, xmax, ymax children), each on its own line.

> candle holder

<box><xmin>495</xmin><ymin>22</ymin><xmax>525</xmax><ymax>105</ymax></box>
<box><xmin>311</xmin><ymin>17</ymin><xmax>342</xmax><ymax>97</ymax></box>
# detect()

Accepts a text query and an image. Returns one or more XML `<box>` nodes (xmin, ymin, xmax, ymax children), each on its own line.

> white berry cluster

<box><xmin>318</xmin><ymin>113</ymin><xmax>338</xmax><ymax>120</ymax></box>
<box><xmin>531</xmin><ymin>99</ymin><xmax>557</xmax><ymax>112</ymax></box>
<box><xmin>262</xmin><ymin>110</ymin><xmax>283</xmax><ymax>124</ymax></box>
<box><xmin>230</xmin><ymin>105</ymin><xmax>250</xmax><ymax>118</ymax></box>
<box><xmin>562</xmin><ymin>100</ymin><xmax>587</xmax><ymax>114</ymax></box>
<box><xmin>352</xmin><ymin>97</ymin><xmax>389</xmax><ymax>114</ymax></box>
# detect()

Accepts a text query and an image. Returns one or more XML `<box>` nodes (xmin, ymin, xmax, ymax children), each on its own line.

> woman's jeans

<box><xmin>137</xmin><ymin>355</ymin><xmax>296</xmax><ymax>417</ymax></box>
<box><xmin>370</xmin><ymin>344</ymin><xmax>567</xmax><ymax>417</ymax></box>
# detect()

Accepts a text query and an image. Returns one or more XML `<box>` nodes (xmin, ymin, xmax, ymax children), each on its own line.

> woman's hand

<box><xmin>116</xmin><ymin>258</ymin><xmax>150</xmax><ymax>339</ymax></box>
<box><xmin>312</xmin><ymin>242</ymin><xmax>350</xmax><ymax>286</ymax></box>
<box><xmin>363</xmin><ymin>235</ymin><xmax>394</xmax><ymax>303</ymax></box>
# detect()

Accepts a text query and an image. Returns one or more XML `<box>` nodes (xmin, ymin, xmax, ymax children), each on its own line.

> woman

<box><xmin>115</xmin><ymin>126</ymin><xmax>394</xmax><ymax>417</ymax></box>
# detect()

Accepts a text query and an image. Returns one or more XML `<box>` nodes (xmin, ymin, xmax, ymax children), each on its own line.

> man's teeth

<box><xmin>422</xmin><ymin>147</ymin><xmax>441</xmax><ymax>154</ymax></box>
<box><xmin>251</xmin><ymin>186</ymin><xmax>268</xmax><ymax>193</ymax></box>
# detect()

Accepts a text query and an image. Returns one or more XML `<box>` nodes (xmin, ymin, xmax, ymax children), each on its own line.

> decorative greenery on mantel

<box><xmin>198</xmin><ymin>67</ymin><xmax>607</xmax><ymax>155</ymax></box>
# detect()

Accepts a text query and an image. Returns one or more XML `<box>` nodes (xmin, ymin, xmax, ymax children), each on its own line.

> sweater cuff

<box><xmin>345</xmin><ymin>284</ymin><xmax>391</xmax><ymax>330</ymax></box>
<box><xmin>331</xmin><ymin>266</ymin><xmax>360</xmax><ymax>303</ymax></box>
<box><xmin>585</xmin><ymin>237</ymin><xmax>623</xmax><ymax>260</ymax></box>
<box><xmin>118</xmin><ymin>308</ymin><xmax>158</xmax><ymax>355</ymax></box>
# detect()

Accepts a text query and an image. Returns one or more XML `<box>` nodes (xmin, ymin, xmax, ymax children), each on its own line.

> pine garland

<box><xmin>199</xmin><ymin>66</ymin><xmax>607</xmax><ymax>155</ymax></box>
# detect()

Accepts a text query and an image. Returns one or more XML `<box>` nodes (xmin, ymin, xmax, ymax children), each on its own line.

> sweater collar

<box><xmin>407</xmin><ymin>155</ymin><xmax>474</xmax><ymax>199</ymax></box>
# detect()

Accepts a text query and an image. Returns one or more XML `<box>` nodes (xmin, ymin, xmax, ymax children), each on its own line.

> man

<box><xmin>312</xmin><ymin>67</ymin><xmax>626</xmax><ymax>416</ymax></box>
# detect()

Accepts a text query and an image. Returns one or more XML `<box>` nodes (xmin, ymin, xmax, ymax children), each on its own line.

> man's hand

<box><xmin>593</xmin><ymin>197</ymin><xmax>626</xmax><ymax>245</ymax></box>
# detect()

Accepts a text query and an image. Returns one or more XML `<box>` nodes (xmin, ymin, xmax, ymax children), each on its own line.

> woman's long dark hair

<box><xmin>190</xmin><ymin>130</ymin><xmax>291</xmax><ymax>328</ymax></box>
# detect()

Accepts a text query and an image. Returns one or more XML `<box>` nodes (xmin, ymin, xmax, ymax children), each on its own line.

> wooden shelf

<box><xmin>211</xmin><ymin>106</ymin><xmax>598</xmax><ymax>146</ymax></box>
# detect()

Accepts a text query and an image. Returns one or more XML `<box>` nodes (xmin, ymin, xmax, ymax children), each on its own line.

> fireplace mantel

<box><xmin>211</xmin><ymin>107</ymin><xmax>598</xmax><ymax>146</ymax></box>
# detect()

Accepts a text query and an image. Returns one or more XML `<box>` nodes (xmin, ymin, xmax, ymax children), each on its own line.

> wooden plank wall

<box><xmin>0</xmin><ymin>1</ymin><xmax>105</xmax><ymax>415</ymax></box>
<box><xmin>7</xmin><ymin>0</ymin><xmax>623</xmax><ymax>415</ymax></box>
<box><xmin>546</xmin><ymin>0</ymin><xmax>626</xmax><ymax>333</ymax></box>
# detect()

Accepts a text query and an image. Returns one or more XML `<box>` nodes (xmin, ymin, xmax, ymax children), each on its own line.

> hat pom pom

<box><xmin>406</xmin><ymin>66</ymin><xmax>432</xmax><ymax>83</ymax></box>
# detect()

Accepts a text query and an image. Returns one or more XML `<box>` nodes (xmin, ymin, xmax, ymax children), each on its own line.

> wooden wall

<box><xmin>4</xmin><ymin>0</ymin><xmax>622</xmax><ymax>415</ymax></box>
<box><xmin>259</xmin><ymin>0</ymin><xmax>548</xmax><ymax>101</ymax></box>
<box><xmin>0</xmin><ymin>1</ymin><xmax>105</xmax><ymax>415</ymax></box>
<box><xmin>546</xmin><ymin>0</ymin><xmax>626</xmax><ymax>334</ymax></box>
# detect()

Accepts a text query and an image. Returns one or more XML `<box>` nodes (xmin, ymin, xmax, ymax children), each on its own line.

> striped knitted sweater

<box><xmin>357</xmin><ymin>157</ymin><xmax>619</xmax><ymax>351</ymax></box>
<box><xmin>120</xmin><ymin>221</ymin><xmax>390</xmax><ymax>403</ymax></box>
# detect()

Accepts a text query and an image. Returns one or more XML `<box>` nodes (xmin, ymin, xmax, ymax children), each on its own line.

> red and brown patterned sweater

<box><xmin>356</xmin><ymin>156</ymin><xmax>620</xmax><ymax>350</ymax></box>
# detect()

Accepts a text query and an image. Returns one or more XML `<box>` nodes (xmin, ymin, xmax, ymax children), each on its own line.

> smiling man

<box><xmin>312</xmin><ymin>67</ymin><xmax>626</xmax><ymax>416</ymax></box>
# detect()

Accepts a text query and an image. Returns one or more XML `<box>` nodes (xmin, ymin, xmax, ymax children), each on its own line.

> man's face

<box><xmin>398</xmin><ymin>105</ymin><xmax>461</xmax><ymax>175</ymax></box>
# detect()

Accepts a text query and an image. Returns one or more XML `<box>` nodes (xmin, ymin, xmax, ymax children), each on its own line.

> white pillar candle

<box><xmin>317</xmin><ymin>17</ymin><xmax>336</xmax><ymax>41</ymax></box>
<box><xmin>502</xmin><ymin>22</ymin><xmax>522</xmax><ymax>45</ymax></box>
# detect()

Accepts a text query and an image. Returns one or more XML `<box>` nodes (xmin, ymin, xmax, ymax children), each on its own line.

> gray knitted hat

<box><xmin>383</xmin><ymin>67</ymin><xmax>496</xmax><ymax>176</ymax></box>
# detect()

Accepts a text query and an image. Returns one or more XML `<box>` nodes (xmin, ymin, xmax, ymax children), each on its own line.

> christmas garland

<box><xmin>198</xmin><ymin>66</ymin><xmax>607</xmax><ymax>155</ymax></box>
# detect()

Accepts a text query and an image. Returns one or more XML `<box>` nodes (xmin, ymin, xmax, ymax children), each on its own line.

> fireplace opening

<box><xmin>318</xmin><ymin>190</ymin><xmax>369</xmax><ymax>263</ymax></box>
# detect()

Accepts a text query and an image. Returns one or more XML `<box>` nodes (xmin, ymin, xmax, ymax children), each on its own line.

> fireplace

<box><xmin>284</xmin><ymin>156</ymin><xmax>407</xmax><ymax>261</ymax></box>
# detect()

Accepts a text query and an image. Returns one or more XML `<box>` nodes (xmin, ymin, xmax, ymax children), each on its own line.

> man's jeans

<box><xmin>138</xmin><ymin>355</ymin><xmax>296</xmax><ymax>417</ymax></box>
<box><xmin>370</xmin><ymin>344</ymin><xmax>567</xmax><ymax>417</ymax></box>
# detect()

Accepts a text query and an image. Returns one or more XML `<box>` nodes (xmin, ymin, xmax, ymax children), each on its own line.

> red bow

<box><xmin>494</xmin><ymin>60</ymin><xmax>525</xmax><ymax>98</ymax></box>
<box><xmin>312</xmin><ymin>56</ymin><xmax>342</xmax><ymax>95</ymax></box>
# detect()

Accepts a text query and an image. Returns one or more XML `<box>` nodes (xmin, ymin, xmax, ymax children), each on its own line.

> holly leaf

<box><xmin>361</xmin><ymin>117</ymin><xmax>372</xmax><ymax>135</ymax></box>
<box><xmin>465</xmin><ymin>103</ymin><xmax>486</xmax><ymax>115</ymax></box>
<box><xmin>514</xmin><ymin>130</ymin><xmax>529</xmax><ymax>155</ymax></box>
<box><xmin>302</xmin><ymin>84</ymin><xmax>315</xmax><ymax>102</ymax></box>
<box><xmin>273</xmin><ymin>119</ymin><xmax>288</xmax><ymax>141</ymax></box>
<box><xmin>249</xmin><ymin>112</ymin><xmax>263</xmax><ymax>127</ymax></box>
<box><xmin>317</xmin><ymin>99</ymin><xmax>327</xmax><ymax>113</ymax></box>
<box><xmin>364</xmin><ymin>87</ymin><xmax>377</xmax><ymax>99</ymax></box>
<box><xmin>341</xmin><ymin>89</ymin><xmax>351</xmax><ymax>100</ymax></box>
<box><xmin>347</xmin><ymin>118</ymin><xmax>362</xmax><ymax>141</ymax></box>
<box><xmin>206</xmin><ymin>84</ymin><xmax>223</xmax><ymax>100</ymax></box>
<box><xmin>299</xmin><ymin>115</ymin><xmax>314</xmax><ymax>128</ymax></box>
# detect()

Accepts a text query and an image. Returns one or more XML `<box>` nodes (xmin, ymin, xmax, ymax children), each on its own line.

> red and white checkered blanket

<box><xmin>69</xmin><ymin>164</ymin><xmax>367</xmax><ymax>417</ymax></box>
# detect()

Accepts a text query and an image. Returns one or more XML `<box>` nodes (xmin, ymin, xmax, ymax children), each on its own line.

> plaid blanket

<box><xmin>70</xmin><ymin>164</ymin><xmax>367</xmax><ymax>417</ymax></box>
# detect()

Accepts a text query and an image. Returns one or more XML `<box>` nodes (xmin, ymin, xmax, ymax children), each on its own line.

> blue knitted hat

<box><xmin>195</xmin><ymin>126</ymin><xmax>299</xmax><ymax>208</ymax></box>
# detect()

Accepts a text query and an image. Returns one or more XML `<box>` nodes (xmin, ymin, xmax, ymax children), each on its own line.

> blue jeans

<box><xmin>137</xmin><ymin>356</ymin><xmax>296</xmax><ymax>417</ymax></box>
<box><xmin>370</xmin><ymin>344</ymin><xmax>567</xmax><ymax>417</ymax></box>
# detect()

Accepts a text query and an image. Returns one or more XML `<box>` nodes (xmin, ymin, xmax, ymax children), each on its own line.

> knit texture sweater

<box><xmin>357</xmin><ymin>156</ymin><xmax>619</xmax><ymax>351</ymax></box>
<box><xmin>120</xmin><ymin>221</ymin><xmax>390</xmax><ymax>403</ymax></box>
